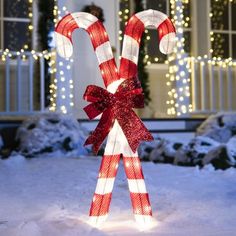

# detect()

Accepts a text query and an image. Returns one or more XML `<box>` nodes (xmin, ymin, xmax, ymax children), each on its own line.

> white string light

<box><xmin>51</xmin><ymin>1</ymin><xmax>74</xmax><ymax>114</ymax></box>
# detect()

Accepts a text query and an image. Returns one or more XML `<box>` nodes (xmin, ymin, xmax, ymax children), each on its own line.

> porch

<box><xmin>0</xmin><ymin>49</ymin><xmax>235</xmax><ymax>118</ymax></box>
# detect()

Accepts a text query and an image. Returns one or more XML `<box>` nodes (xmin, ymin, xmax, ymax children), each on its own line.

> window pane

<box><xmin>4</xmin><ymin>21</ymin><xmax>31</xmax><ymax>50</ymax></box>
<box><xmin>232</xmin><ymin>34</ymin><xmax>236</xmax><ymax>59</ymax></box>
<box><xmin>232</xmin><ymin>2</ymin><xmax>236</xmax><ymax>31</ymax></box>
<box><xmin>212</xmin><ymin>33</ymin><xmax>229</xmax><ymax>58</ymax></box>
<box><xmin>146</xmin><ymin>0</ymin><xmax>167</xmax><ymax>13</ymax></box>
<box><xmin>4</xmin><ymin>0</ymin><xmax>29</xmax><ymax>18</ymax></box>
<box><xmin>211</xmin><ymin>0</ymin><xmax>229</xmax><ymax>30</ymax></box>
<box><xmin>183</xmin><ymin>31</ymin><xmax>191</xmax><ymax>53</ymax></box>
<box><xmin>147</xmin><ymin>29</ymin><xmax>167</xmax><ymax>63</ymax></box>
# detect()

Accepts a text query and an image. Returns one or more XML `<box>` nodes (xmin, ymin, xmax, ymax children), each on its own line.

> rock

<box><xmin>0</xmin><ymin>135</ymin><xmax>3</xmax><ymax>158</ymax></box>
<box><xmin>0</xmin><ymin>135</ymin><xmax>3</xmax><ymax>150</ymax></box>
<box><xmin>227</xmin><ymin>136</ymin><xmax>236</xmax><ymax>159</ymax></box>
<box><xmin>149</xmin><ymin>138</ymin><xmax>184</xmax><ymax>164</ymax></box>
<box><xmin>203</xmin><ymin>145</ymin><xmax>236</xmax><ymax>170</ymax></box>
<box><xmin>174</xmin><ymin>136</ymin><xmax>220</xmax><ymax>166</ymax></box>
<box><xmin>138</xmin><ymin>138</ymin><xmax>162</xmax><ymax>161</ymax></box>
<box><xmin>15</xmin><ymin>113</ymin><xmax>91</xmax><ymax>157</ymax></box>
<box><xmin>196</xmin><ymin>112</ymin><xmax>236</xmax><ymax>143</ymax></box>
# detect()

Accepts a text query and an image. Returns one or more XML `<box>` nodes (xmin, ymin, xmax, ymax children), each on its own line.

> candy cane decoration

<box><xmin>55</xmin><ymin>10</ymin><xmax>176</xmax><ymax>227</ymax></box>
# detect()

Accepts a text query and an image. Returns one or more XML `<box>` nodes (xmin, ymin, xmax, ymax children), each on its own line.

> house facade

<box><xmin>0</xmin><ymin>0</ymin><xmax>235</xmax><ymax>118</ymax></box>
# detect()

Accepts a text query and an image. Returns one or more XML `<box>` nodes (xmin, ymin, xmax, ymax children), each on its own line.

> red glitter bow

<box><xmin>83</xmin><ymin>77</ymin><xmax>153</xmax><ymax>153</ymax></box>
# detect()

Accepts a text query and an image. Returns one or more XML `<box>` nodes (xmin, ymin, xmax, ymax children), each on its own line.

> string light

<box><xmin>119</xmin><ymin>0</ymin><xmax>130</xmax><ymax>49</ymax></box>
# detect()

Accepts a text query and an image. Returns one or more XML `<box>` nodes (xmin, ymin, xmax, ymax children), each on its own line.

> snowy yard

<box><xmin>0</xmin><ymin>156</ymin><xmax>236</xmax><ymax>236</ymax></box>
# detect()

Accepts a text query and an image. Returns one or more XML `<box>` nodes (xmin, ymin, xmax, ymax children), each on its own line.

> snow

<box><xmin>1</xmin><ymin>155</ymin><xmax>236</xmax><ymax>236</ymax></box>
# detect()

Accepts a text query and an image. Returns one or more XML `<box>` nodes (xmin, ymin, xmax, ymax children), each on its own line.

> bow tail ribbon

<box><xmin>116</xmin><ymin>108</ymin><xmax>153</xmax><ymax>153</ymax></box>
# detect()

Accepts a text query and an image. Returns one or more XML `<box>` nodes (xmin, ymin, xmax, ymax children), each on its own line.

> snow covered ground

<box><xmin>0</xmin><ymin>155</ymin><xmax>236</xmax><ymax>236</ymax></box>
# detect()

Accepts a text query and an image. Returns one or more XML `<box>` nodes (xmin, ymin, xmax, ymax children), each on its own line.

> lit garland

<box><xmin>0</xmin><ymin>0</ymin><xmax>55</xmax><ymax>66</ymax></box>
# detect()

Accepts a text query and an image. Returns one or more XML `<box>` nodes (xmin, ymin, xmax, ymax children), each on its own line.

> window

<box><xmin>145</xmin><ymin>0</ymin><xmax>191</xmax><ymax>63</ymax></box>
<box><xmin>0</xmin><ymin>0</ymin><xmax>32</xmax><ymax>51</ymax></box>
<box><xmin>210</xmin><ymin>0</ymin><xmax>236</xmax><ymax>59</ymax></box>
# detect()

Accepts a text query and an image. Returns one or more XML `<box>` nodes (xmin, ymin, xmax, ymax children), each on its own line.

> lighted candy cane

<box><xmin>115</xmin><ymin>9</ymin><xmax>176</xmax><ymax>226</ymax></box>
<box><xmin>55</xmin><ymin>10</ymin><xmax>176</xmax><ymax>226</ymax></box>
<box><xmin>87</xmin><ymin>9</ymin><xmax>176</xmax><ymax>226</ymax></box>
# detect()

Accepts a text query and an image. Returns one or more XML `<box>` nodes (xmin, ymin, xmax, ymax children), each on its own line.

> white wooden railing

<box><xmin>190</xmin><ymin>57</ymin><xmax>236</xmax><ymax>114</ymax></box>
<box><xmin>0</xmin><ymin>51</ymin><xmax>48</xmax><ymax>115</ymax></box>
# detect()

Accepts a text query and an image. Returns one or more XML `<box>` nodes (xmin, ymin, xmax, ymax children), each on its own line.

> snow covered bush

<box><xmin>138</xmin><ymin>113</ymin><xmax>236</xmax><ymax>170</ymax></box>
<box><xmin>15</xmin><ymin>113</ymin><xmax>91</xmax><ymax>157</ymax></box>
<box><xmin>139</xmin><ymin>135</ymin><xmax>236</xmax><ymax>170</ymax></box>
<box><xmin>196</xmin><ymin>112</ymin><xmax>236</xmax><ymax>143</ymax></box>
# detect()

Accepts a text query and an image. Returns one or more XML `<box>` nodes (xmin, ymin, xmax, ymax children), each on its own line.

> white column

<box><xmin>55</xmin><ymin>0</ymin><xmax>75</xmax><ymax>114</ymax></box>
<box><xmin>171</xmin><ymin>0</ymin><xmax>190</xmax><ymax>117</ymax></box>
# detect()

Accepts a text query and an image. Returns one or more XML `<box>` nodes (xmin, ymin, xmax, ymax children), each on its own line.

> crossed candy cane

<box><xmin>55</xmin><ymin>9</ymin><xmax>176</xmax><ymax>226</ymax></box>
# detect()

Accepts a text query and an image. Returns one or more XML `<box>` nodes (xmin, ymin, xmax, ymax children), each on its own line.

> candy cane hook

<box><xmin>55</xmin><ymin>12</ymin><xmax>119</xmax><ymax>87</ymax></box>
<box><xmin>120</xmin><ymin>9</ymin><xmax>176</xmax><ymax>79</ymax></box>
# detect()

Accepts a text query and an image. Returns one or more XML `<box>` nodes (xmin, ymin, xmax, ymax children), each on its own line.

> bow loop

<box><xmin>83</xmin><ymin>77</ymin><xmax>153</xmax><ymax>153</ymax></box>
<box><xmin>83</xmin><ymin>85</ymin><xmax>114</xmax><ymax>119</ymax></box>
<box><xmin>83</xmin><ymin>85</ymin><xmax>111</xmax><ymax>103</ymax></box>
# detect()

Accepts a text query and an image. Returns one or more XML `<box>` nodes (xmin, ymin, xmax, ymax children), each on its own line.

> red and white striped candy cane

<box><xmin>117</xmin><ymin>9</ymin><xmax>176</xmax><ymax>225</ymax></box>
<box><xmin>55</xmin><ymin>10</ymin><xmax>176</xmax><ymax>227</ymax></box>
<box><xmin>55</xmin><ymin>12</ymin><xmax>123</xmax><ymax>225</ymax></box>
